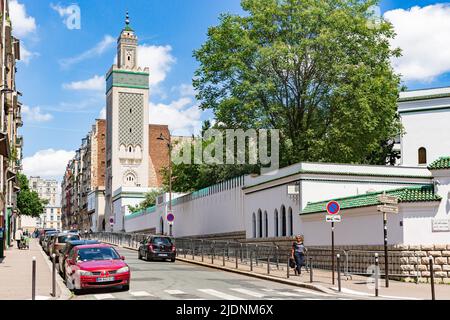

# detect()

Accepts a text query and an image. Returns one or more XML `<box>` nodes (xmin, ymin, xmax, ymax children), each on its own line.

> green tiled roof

<box><xmin>301</xmin><ymin>185</ymin><xmax>441</xmax><ymax>215</ymax></box>
<box><xmin>428</xmin><ymin>157</ymin><xmax>450</xmax><ymax>170</ymax></box>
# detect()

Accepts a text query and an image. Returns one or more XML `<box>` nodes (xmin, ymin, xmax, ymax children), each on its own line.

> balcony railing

<box><xmin>15</xmin><ymin>135</ymin><xmax>23</xmax><ymax>147</ymax></box>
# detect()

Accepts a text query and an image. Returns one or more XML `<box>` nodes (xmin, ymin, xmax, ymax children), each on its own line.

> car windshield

<box><xmin>77</xmin><ymin>247</ymin><xmax>120</xmax><ymax>262</ymax></box>
<box><xmin>58</xmin><ymin>234</ymin><xmax>80</xmax><ymax>243</ymax></box>
<box><xmin>152</xmin><ymin>237</ymin><xmax>172</xmax><ymax>245</ymax></box>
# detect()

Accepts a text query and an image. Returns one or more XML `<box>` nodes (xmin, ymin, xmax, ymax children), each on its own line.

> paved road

<box><xmin>71</xmin><ymin>246</ymin><xmax>356</xmax><ymax>301</ymax></box>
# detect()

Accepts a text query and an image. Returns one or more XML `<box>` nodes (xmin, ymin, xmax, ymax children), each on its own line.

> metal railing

<box><xmin>85</xmin><ymin>232</ymin><xmax>421</xmax><ymax>281</ymax></box>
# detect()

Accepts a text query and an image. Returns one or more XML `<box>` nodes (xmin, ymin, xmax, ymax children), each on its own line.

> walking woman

<box><xmin>291</xmin><ymin>235</ymin><xmax>307</xmax><ymax>275</ymax></box>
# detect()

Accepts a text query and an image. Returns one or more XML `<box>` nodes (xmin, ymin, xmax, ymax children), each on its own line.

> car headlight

<box><xmin>79</xmin><ymin>270</ymin><xmax>94</xmax><ymax>276</ymax></box>
<box><xmin>116</xmin><ymin>266</ymin><xmax>129</xmax><ymax>274</ymax></box>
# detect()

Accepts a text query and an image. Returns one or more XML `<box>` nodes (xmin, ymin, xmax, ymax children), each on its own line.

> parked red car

<box><xmin>64</xmin><ymin>244</ymin><xmax>130</xmax><ymax>293</ymax></box>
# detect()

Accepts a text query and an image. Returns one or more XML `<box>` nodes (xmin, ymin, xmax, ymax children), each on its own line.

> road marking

<box><xmin>331</xmin><ymin>287</ymin><xmax>420</xmax><ymax>300</ymax></box>
<box><xmin>293</xmin><ymin>288</ymin><xmax>331</xmax><ymax>297</ymax></box>
<box><xmin>130</xmin><ymin>291</ymin><xmax>153</xmax><ymax>297</ymax></box>
<box><xmin>198</xmin><ymin>289</ymin><xmax>245</xmax><ymax>300</ymax></box>
<box><xmin>165</xmin><ymin>290</ymin><xmax>186</xmax><ymax>295</ymax></box>
<box><xmin>94</xmin><ymin>293</ymin><xmax>115</xmax><ymax>300</ymax></box>
<box><xmin>262</xmin><ymin>289</ymin><xmax>303</xmax><ymax>297</ymax></box>
<box><xmin>230</xmin><ymin>288</ymin><xmax>265</xmax><ymax>298</ymax></box>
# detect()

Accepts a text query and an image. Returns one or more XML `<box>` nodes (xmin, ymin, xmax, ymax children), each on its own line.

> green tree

<box><xmin>17</xmin><ymin>174</ymin><xmax>48</xmax><ymax>218</ymax></box>
<box><xmin>128</xmin><ymin>188</ymin><xmax>166</xmax><ymax>213</ymax></box>
<box><xmin>193</xmin><ymin>0</ymin><xmax>402</xmax><ymax>167</ymax></box>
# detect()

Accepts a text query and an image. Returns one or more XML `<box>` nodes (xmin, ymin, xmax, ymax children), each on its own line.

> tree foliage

<box><xmin>17</xmin><ymin>173</ymin><xmax>48</xmax><ymax>218</ymax></box>
<box><xmin>193</xmin><ymin>0</ymin><xmax>402</xmax><ymax>168</ymax></box>
<box><xmin>128</xmin><ymin>188</ymin><xmax>166</xmax><ymax>213</ymax></box>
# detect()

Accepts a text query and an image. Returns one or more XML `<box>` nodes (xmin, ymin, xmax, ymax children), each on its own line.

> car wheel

<box><xmin>170</xmin><ymin>258</ymin><xmax>176</xmax><ymax>263</ymax></box>
<box><xmin>146</xmin><ymin>252</ymin><xmax>152</xmax><ymax>262</ymax></box>
<box><xmin>138</xmin><ymin>250</ymin><xmax>142</xmax><ymax>260</ymax></box>
<box><xmin>122</xmin><ymin>285</ymin><xmax>130</xmax><ymax>291</ymax></box>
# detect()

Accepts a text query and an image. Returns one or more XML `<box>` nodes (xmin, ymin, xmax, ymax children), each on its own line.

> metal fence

<box><xmin>85</xmin><ymin>232</ymin><xmax>421</xmax><ymax>281</ymax></box>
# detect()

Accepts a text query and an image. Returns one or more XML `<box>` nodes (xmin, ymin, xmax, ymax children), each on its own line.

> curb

<box><xmin>36</xmin><ymin>241</ymin><xmax>73</xmax><ymax>300</ymax></box>
<box><xmin>106</xmin><ymin>241</ymin><xmax>335</xmax><ymax>295</ymax></box>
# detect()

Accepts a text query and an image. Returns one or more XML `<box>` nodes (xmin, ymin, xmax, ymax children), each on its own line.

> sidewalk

<box><xmin>0</xmin><ymin>239</ymin><xmax>70</xmax><ymax>300</ymax></box>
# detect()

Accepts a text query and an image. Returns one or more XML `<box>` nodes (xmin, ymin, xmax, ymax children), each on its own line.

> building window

<box><xmin>264</xmin><ymin>211</ymin><xmax>268</xmax><ymax>238</ymax></box>
<box><xmin>281</xmin><ymin>205</ymin><xmax>287</xmax><ymax>237</ymax></box>
<box><xmin>252</xmin><ymin>213</ymin><xmax>256</xmax><ymax>238</ymax></box>
<box><xmin>258</xmin><ymin>210</ymin><xmax>262</xmax><ymax>238</ymax></box>
<box><xmin>418</xmin><ymin>147</ymin><xmax>427</xmax><ymax>165</ymax></box>
<box><xmin>288</xmin><ymin>207</ymin><xmax>293</xmax><ymax>236</ymax></box>
<box><xmin>274</xmin><ymin>209</ymin><xmax>279</xmax><ymax>237</ymax></box>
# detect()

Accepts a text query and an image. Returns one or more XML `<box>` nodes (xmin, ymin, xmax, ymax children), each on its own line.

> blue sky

<box><xmin>11</xmin><ymin>0</ymin><xmax>450</xmax><ymax>179</ymax></box>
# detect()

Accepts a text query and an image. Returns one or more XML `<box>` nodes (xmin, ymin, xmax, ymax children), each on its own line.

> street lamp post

<box><xmin>157</xmin><ymin>133</ymin><xmax>173</xmax><ymax>237</ymax></box>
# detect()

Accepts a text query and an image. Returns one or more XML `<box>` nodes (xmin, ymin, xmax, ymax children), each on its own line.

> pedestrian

<box><xmin>291</xmin><ymin>235</ymin><xmax>307</xmax><ymax>275</ymax></box>
<box><xmin>15</xmin><ymin>228</ymin><xmax>23</xmax><ymax>249</ymax></box>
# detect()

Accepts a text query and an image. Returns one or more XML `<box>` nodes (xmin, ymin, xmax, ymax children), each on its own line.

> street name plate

<box><xmin>377</xmin><ymin>195</ymin><xmax>399</xmax><ymax>205</ymax></box>
<box><xmin>326</xmin><ymin>215</ymin><xmax>341</xmax><ymax>223</ymax></box>
<box><xmin>377</xmin><ymin>205</ymin><xmax>399</xmax><ymax>214</ymax></box>
<box><xmin>432</xmin><ymin>219</ymin><xmax>450</xmax><ymax>232</ymax></box>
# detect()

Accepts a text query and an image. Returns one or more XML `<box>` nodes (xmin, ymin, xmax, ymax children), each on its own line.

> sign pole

<box><xmin>331</xmin><ymin>221</ymin><xmax>335</xmax><ymax>285</ymax></box>
<box><xmin>383</xmin><ymin>211</ymin><xmax>389</xmax><ymax>288</ymax></box>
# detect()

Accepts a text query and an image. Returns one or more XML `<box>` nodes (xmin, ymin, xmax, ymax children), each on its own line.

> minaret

<box><xmin>117</xmin><ymin>12</ymin><xmax>138</xmax><ymax>69</ymax></box>
<box><xmin>104</xmin><ymin>13</ymin><xmax>150</xmax><ymax>231</ymax></box>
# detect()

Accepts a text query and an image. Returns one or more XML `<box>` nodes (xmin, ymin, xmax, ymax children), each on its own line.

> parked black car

<box><xmin>58</xmin><ymin>239</ymin><xmax>100</xmax><ymax>275</ymax></box>
<box><xmin>39</xmin><ymin>228</ymin><xmax>57</xmax><ymax>246</ymax></box>
<box><xmin>138</xmin><ymin>236</ymin><xmax>176</xmax><ymax>262</ymax></box>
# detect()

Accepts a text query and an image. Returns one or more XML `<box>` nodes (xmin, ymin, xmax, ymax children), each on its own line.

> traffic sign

<box><xmin>167</xmin><ymin>212</ymin><xmax>175</xmax><ymax>223</ymax></box>
<box><xmin>326</xmin><ymin>215</ymin><xmax>342</xmax><ymax>223</ymax></box>
<box><xmin>377</xmin><ymin>195</ymin><xmax>399</xmax><ymax>205</ymax></box>
<box><xmin>377</xmin><ymin>205</ymin><xmax>399</xmax><ymax>214</ymax></box>
<box><xmin>326</xmin><ymin>201</ymin><xmax>340</xmax><ymax>215</ymax></box>
<box><xmin>109</xmin><ymin>217</ymin><xmax>114</xmax><ymax>226</ymax></box>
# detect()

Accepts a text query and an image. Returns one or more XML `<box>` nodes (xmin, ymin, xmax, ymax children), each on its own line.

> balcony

<box><xmin>16</xmin><ymin>116</ymin><xmax>23</xmax><ymax>128</ymax></box>
<box><xmin>15</xmin><ymin>135</ymin><xmax>23</xmax><ymax>147</ymax></box>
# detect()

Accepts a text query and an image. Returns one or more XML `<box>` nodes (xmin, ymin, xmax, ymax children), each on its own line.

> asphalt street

<box><xmin>71</xmin><ymin>246</ymin><xmax>355</xmax><ymax>301</ymax></box>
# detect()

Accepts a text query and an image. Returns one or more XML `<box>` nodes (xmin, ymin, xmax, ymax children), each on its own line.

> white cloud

<box><xmin>385</xmin><ymin>4</ymin><xmax>450</xmax><ymax>82</ymax></box>
<box><xmin>149</xmin><ymin>97</ymin><xmax>202</xmax><ymax>136</ymax></box>
<box><xmin>9</xmin><ymin>0</ymin><xmax>37</xmax><ymax>38</ymax></box>
<box><xmin>99</xmin><ymin>107</ymin><xmax>106</xmax><ymax>119</ymax></box>
<box><xmin>172</xmin><ymin>83</ymin><xmax>196</xmax><ymax>97</ymax></box>
<box><xmin>22</xmin><ymin>105</ymin><xmax>53</xmax><ymax>122</ymax></box>
<box><xmin>63</xmin><ymin>75</ymin><xmax>105</xmax><ymax>91</ymax></box>
<box><xmin>19</xmin><ymin>43</ymin><xmax>39</xmax><ymax>64</ymax></box>
<box><xmin>138</xmin><ymin>45</ymin><xmax>176</xmax><ymax>87</ymax></box>
<box><xmin>59</xmin><ymin>35</ymin><xmax>115</xmax><ymax>68</ymax></box>
<box><xmin>23</xmin><ymin>149</ymin><xmax>75</xmax><ymax>178</ymax></box>
<box><xmin>50</xmin><ymin>3</ymin><xmax>72</xmax><ymax>17</ymax></box>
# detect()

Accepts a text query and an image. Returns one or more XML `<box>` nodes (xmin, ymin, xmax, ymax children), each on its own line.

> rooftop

<box><xmin>428</xmin><ymin>157</ymin><xmax>450</xmax><ymax>170</ymax></box>
<box><xmin>301</xmin><ymin>185</ymin><xmax>441</xmax><ymax>215</ymax></box>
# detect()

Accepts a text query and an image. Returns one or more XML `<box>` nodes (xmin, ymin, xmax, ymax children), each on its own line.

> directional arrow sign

<box><xmin>377</xmin><ymin>195</ymin><xmax>399</xmax><ymax>205</ymax></box>
<box><xmin>377</xmin><ymin>205</ymin><xmax>399</xmax><ymax>214</ymax></box>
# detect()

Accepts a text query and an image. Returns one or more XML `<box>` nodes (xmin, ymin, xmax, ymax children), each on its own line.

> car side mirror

<box><xmin>121</xmin><ymin>256</ymin><xmax>125</xmax><ymax>260</ymax></box>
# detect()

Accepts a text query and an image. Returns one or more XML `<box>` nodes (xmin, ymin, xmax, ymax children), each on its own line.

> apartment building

<box><xmin>0</xmin><ymin>0</ymin><xmax>24</xmax><ymax>252</ymax></box>
<box><xmin>29</xmin><ymin>177</ymin><xmax>61</xmax><ymax>230</ymax></box>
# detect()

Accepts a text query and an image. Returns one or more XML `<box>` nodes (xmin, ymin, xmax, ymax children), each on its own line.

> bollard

<box><xmin>235</xmin><ymin>245</ymin><xmax>239</xmax><ymax>269</ymax></box>
<box><xmin>223</xmin><ymin>248</ymin><xmax>225</xmax><ymax>266</ymax></box>
<box><xmin>240</xmin><ymin>243</ymin><xmax>243</xmax><ymax>262</ymax></box>
<box><xmin>375</xmin><ymin>253</ymin><xmax>379</xmax><ymax>297</ymax></box>
<box><xmin>211</xmin><ymin>243</ymin><xmax>214</xmax><ymax>264</ymax></box>
<box><xmin>267</xmin><ymin>252</ymin><xmax>270</xmax><ymax>275</ymax></box>
<box><xmin>429</xmin><ymin>256</ymin><xmax>435</xmax><ymax>300</ymax></box>
<box><xmin>276</xmin><ymin>246</ymin><xmax>279</xmax><ymax>270</ymax></box>
<box><xmin>287</xmin><ymin>255</ymin><xmax>290</xmax><ymax>278</ymax></box>
<box><xmin>201</xmin><ymin>240</ymin><xmax>204</xmax><ymax>262</ymax></box>
<box><xmin>309</xmin><ymin>257</ymin><xmax>313</xmax><ymax>283</ymax></box>
<box><xmin>52</xmin><ymin>254</ymin><xmax>56</xmax><ymax>297</ymax></box>
<box><xmin>250</xmin><ymin>249</ymin><xmax>253</xmax><ymax>271</ymax></box>
<box><xmin>32</xmin><ymin>257</ymin><xmax>36</xmax><ymax>300</ymax></box>
<box><xmin>226</xmin><ymin>242</ymin><xmax>230</xmax><ymax>260</ymax></box>
<box><xmin>337</xmin><ymin>254</ymin><xmax>341</xmax><ymax>292</ymax></box>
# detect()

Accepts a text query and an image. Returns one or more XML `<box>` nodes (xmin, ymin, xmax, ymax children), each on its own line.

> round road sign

<box><xmin>167</xmin><ymin>213</ymin><xmax>175</xmax><ymax>223</ymax></box>
<box><xmin>326</xmin><ymin>201</ymin><xmax>340</xmax><ymax>215</ymax></box>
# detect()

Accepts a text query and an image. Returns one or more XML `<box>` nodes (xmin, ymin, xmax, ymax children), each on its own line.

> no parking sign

<box><xmin>326</xmin><ymin>201</ymin><xmax>341</xmax><ymax>222</ymax></box>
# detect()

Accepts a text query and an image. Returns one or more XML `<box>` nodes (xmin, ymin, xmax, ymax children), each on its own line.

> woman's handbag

<box><xmin>289</xmin><ymin>257</ymin><xmax>296</xmax><ymax>269</ymax></box>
